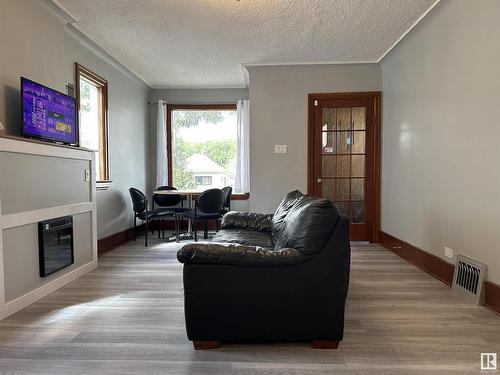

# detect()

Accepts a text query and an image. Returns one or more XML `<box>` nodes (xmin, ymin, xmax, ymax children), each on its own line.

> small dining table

<box><xmin>152</xmin><ymin>189</ymin><xmax>202</xmax><ymax>239</ymax></box>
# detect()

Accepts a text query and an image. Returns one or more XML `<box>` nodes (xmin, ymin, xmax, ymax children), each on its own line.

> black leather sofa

<box><xmin>177</xmin><ymin>190</ymin><xmax>350</xmax><ymax>349</ymax></box>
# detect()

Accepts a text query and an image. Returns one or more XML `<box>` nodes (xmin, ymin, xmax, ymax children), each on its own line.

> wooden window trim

<box><xmin>166</xmin><ymin>103</ymin><xmax>249</xmax><ymax>200</ymax></box>
<box><xmin>75</xmin><ymin>63</ymin><xmax>110</xmax><ymax>186</ymax></box>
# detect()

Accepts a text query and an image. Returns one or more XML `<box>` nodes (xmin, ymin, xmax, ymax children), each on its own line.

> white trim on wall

<box><xmin>377</xmin><ymin>0</ymin><xmax>442</xmax><ymax>63</ymax></box>
<box><xmin>0</xmin><ymin>202</ymin><xmax>93</xmax><ymax>230</ymax></box>
<box><xmin>0</xmin><ymin>137</ymin><xmax>98</xmax><ymax>320</ymax></box>
<box><xmin>0</xmin><ymin>137</ymin><xmax>92</xmax><ymax>161</ymax></box>
<box><xmin>3</xmin><ymin>259</ymin><xmax>97</xmax><ymax>320</ymax></box>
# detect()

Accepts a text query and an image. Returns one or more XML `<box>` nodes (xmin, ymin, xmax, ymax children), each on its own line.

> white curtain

<box><xmin>235</xmin><ymin>99</ymin><xmax>250</xmax><ymax>193</ymax></box>
<box><xmin>156</xmin><ymin>100</ymin><xmax>168</xmax><ymax>187</ymax></box>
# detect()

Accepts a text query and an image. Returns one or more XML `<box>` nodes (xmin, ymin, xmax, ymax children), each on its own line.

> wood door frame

<box><xmin>307</xmin><ymin>92</ymin><xmax>382</xmax><ymax>242</ymax></box>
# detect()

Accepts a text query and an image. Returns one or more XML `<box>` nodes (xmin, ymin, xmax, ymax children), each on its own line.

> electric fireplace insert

<box><xmin>38</xmin><ymin>216</ymin><xmax>74</xmax><ymax>277</ymax></box>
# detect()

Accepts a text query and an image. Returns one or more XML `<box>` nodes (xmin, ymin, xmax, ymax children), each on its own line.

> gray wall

<box><xmin>149</xmin><ymin>88</ymin><xmax>250</xmax><ymax>211</ymax></box>
<box><xmin>0</xmin><ymin>152</ymin><xmax>90</xmax><ymax>215</ymax></box>
<box><xmin>0</xmin><ymin>0</ymin><xmax>151</xmax><ymax>239</ymax></box>
<box><xmin>3</xmin><ymin>212</ymin><xmax>93</xmax><ymax>302</ymax></box>
<box><xmin>247</xmin><ymin>64</ymin><xmax>382</xmax><ymax>213</ymax></box>
<box><xmin>381</xmin><ymin>0</ymin><xmax>500</xmax><ymax>284</ymax></box>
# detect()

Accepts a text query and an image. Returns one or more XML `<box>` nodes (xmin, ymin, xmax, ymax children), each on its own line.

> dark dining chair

<box><xmin>153</xmin><ymin>186</ymin><xmax>188</xmax><ymax>240</ymax></box>
<box><xmin>182</xmin><ymin>188</ymin><xmax>224</xmax><ymax>241</ymax></box>
<box><xmin>221</xmin><ymin>186</ymin><xmax>232</xmax><ymax>214</ymax></box>
<box><xmin>129</xmin><ymin>187</ymin><xmax>175</xmax><ymax>246</ymax></box>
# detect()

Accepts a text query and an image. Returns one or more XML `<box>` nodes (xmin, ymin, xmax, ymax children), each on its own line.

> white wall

<box><xmin>247</xmin><ymin>64</ymin><xmax>382</xmax><ymax>213</ymax></box>
<box><xmin>381</xmin><ymin>0</ymin><xmax>500</xmax><ymax>284</ymax></box>
<box><xmin>0</xmin><ymin>0</ymin><xmax>151</xmax><ymax>239</ymax></box>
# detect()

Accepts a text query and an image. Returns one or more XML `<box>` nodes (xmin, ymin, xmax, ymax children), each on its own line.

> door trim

<box><xmin>307</xmin><ymin>92</ymin><xmax>382</xmax><ymax>242</ymax></box>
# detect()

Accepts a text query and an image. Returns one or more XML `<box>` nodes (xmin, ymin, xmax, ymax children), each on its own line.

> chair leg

<box><xmin>194</xmin><ymin>219</ymin><xmax>197</xmax><ymax>242</ymax></box>
<box><xmin>145</xmin><ymin>219</ymin><xmax>149</xmax><ymax>247</ymax></box>
<box><xmin>133</xmin><ymin>216</ymin><xmax>137</xmax><ymax>241</ymax></box>
<box><xmin>204</xmin><ymin>221</ymin><xmax>208</xmax><ymax>239</ymax></box>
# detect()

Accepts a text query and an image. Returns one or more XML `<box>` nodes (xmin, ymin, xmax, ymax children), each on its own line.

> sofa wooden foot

<box><xmin>311</xmin><ymin>340</ymin><xmax>340</xmax><ymax>349</ymax></box>
<box><xmin>193</xmin><ymin>340</ymin><xmax>221</xmax><ymax>350</ymax></box>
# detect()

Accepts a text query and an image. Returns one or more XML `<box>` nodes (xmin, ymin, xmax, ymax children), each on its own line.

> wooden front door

<box><xmin>308</xmin><ymin>93</ymin><xmax>381</xmax><ymax>242</ymax></box>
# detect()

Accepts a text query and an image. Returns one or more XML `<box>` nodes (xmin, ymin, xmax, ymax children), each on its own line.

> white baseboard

<box><xmin>1</xmin><ymin>259</ymin><xmax>98</xmax><ymax>320</ymax></box>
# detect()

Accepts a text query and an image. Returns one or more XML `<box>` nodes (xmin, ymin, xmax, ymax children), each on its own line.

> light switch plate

<box><xmin>274</xmin><ymin>144</ymin><xmax>288</xmax><ymax>154</ymax></box>
<box><xmin>444</xmin><ymin>247</ymin><xmax>453</xmax><ymax>259</ymax></box>
<box><xmin>85</xmin><ymin>169</ymin><xmax>91</xmax><ymax>182</ymax></box>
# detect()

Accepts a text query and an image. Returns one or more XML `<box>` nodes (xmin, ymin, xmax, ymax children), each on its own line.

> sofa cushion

<box><xmin>274</xmin><ymin>195</ymin><xmax>340</xmax><ymax>255</ymax></box>
<box><xmin>221</xmin><ymin>212</ymin><xmax>273</xmax><ymax>232</ymax></box>
<box><xmin>271</xmin><ymin>190</ymin><xmax>304</xmax><ymax>245</ymax></box>
<box><xmin>212</xmin><ymin>229</ymin><xmax>274</xmax><ymax>248</ymax></box>
<box><xmin>177</xmin><ymin>242</ymin><xmax>308</xmax><ymax>266</ymax></box>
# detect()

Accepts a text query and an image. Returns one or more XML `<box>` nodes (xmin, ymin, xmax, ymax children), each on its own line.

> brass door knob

<box><xmin>317</xmin><ymin>178</ymin><xmax>322</xmax><ymax>183</ymax></box>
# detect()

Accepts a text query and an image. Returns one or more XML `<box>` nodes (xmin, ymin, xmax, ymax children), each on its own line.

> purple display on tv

<box><xmin>21</xmin><ymin>78</ymin><xmax>77</xmax><ymax>145</ymax></box>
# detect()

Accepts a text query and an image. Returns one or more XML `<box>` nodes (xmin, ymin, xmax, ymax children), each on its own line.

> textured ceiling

<box><xmin>54</xmin><ymin>0</ymin><xmax>437</xmax><ymax>88</ymax></box>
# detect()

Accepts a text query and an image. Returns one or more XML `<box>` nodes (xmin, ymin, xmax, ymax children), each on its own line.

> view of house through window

<box><xmin>171</xmin><ymin>109</ymin><xmax>237</xmax><ymax>191</ymax></box>
<box><xmin>76</xmin><ymin>64</ymin><xmax>109</xmax><ymax>182</ymax></box>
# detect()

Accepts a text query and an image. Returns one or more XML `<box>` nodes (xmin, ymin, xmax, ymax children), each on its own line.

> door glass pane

<box><xmin>320</xmin><ymin>105</ymin><xmax>368</xmax><ymax>230</ymax></box>
<box><xmin>352</xmin><ymin>202</ymin><xmax>365</xmax><ymax>223</ymax></box>
<box><xmin>351</xmin><ymin>155</ymin><xmax>365</xmax><ymax>177</ymax></box>
<box><xmin>322</xmin><ymin>131</ymin><xmax>352</xmax><ymax>154</ymax></box>
<box><xmin>351</xmin><ymin>179</ymin><xmax>364</xmax><ymax>201</ymax></box>
<box><xmin>336</xmin><ymin>108</ymin><xmax>352</xmax><ymax>130</ymax></box>
<box><xmin>336</xmin><ymin>131</ymin><xmax>351</xmax><ymax>154</ymax></box>
<box><xmin>335</xmin><ymin>179</ymin><xmax>350</xmax><ymax>201</ymax></box>
<box><xmin>352</xmin><ymin>107</ymin><xmax>366</xmax><ymax>130</ymax></box>
<box><xmin>321</xmin><ymin>179</ymin><xmax>351</xmax><ymax>201</ymax></box>
<box><xmin>322</xmin><ymin>108</ymin><xmax>337</xmax><ymax>131</ymax></box>
<box><xmin>322</xmin><ymin>131</ymin><xmax>336</xmax><ymax>152</ymax></box>
<box><xmin>352</xmin><ymin>131</ymin><xmax>365</xmax><ymax>154</ymax></box>
<box><xmin>322</xmin><ymin>155</ymin><xmax>350</xmax><ymax>177</ymax></box>
<box><xmin>334</xmin><ymin>202</ymin><xmax>350</xmax><ymax>217</ymax></box>
<box><xmin>322</xmin><ymin>179</ymin><xmax>336</xmax><ymax>202</ymax></box>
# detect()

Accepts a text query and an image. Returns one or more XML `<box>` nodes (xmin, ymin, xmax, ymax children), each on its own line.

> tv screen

<box><xmin>21</xmin><ymin>77</ymin><xmax>77</xmax><ymax>145</ymax></box>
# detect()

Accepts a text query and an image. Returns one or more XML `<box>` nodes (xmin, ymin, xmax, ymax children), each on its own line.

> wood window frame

<box><xmin>307</xmin><ymin>92</ymin><xmax>381</xmax><ymax>242</ymax></box>
<box><xmin>166</xmin><ymin>103</ymin><xmax>249</xmax><ymax>200</ymax></box>
<box><xmin>75</xmin><ymin>63</ymin><xmax>110</xmax><ymax>188</ymax></box>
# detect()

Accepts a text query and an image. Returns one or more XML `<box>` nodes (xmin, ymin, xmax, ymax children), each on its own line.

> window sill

<box><xmin>96</xmin><ymin>180</ymin><xmax>112</xmax><ymax>191</ymax></box>
<box><xmin>231</xmin><ymin>193</ymin><xmax>249</xmax><ymax>200</ymax></box>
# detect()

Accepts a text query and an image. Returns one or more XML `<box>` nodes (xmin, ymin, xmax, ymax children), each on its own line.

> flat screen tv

<box><xmin>21</xmin><ymin>77</ymin><xmax>78</xmax><ymax>145</ymax></box>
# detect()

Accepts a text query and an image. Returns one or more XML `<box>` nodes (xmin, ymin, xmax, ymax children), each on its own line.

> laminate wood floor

<box><xmin>0</xmin><ymin>239</ymin><xmax>499</xmax><ymax>374</ymax></box>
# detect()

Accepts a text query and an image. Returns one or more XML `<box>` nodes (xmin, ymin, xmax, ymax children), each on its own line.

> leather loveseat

<box><xmin>177</xmin><ymin>190</ymin><xmax>350</xmax><ymax>349</ymax></box>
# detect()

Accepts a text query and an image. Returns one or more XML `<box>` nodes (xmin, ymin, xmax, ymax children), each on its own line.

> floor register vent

<box><xmin>452</xmin><ymin>255</ymin><xmax>487</xmax><ymax>305</ymax></box>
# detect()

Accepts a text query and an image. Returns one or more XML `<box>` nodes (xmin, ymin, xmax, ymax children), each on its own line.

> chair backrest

<box><xmin>197</xmin><ymin>188</ymin><xmax>224</xmax><ymax>214</ymax></box>
<box><xmin>221</xmin><ymin>186</ymin><xmax>232</xmax><ymax>210</ymax></box>
<box><xmin>153</xmin><ymin>186</ymin><xmax>182</xmax><ymax>207</ymax></box>
<box><xmin>129</xmin><ymin>187</ymin><xmax>148</xmax><ymax>213</ymax></box>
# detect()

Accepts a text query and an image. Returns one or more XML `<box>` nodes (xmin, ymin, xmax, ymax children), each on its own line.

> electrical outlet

<box><xmin>274</xmin><ymin>144</ymin><xmax>288</xmax><ymax>154</ymax></box>
<box><xmin>444</xmin><ymin>247</ymin><xmax>453</xmax><ymax>259</ymax></box>
<box><xmin>85</xmin><ymin>169</ymin><xmax>90</xmax><ymax>182</ymax></box>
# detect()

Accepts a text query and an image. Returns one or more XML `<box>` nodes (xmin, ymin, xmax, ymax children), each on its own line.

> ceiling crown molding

<box><xmin>43</xmin><ymin>0</ymin><xmax>78</xmax><ymax>24</ymax></box>
<box><xmin>377</xmin><ymin>0</ymin><xmax>441</xmax><ymax>63</ymax></box>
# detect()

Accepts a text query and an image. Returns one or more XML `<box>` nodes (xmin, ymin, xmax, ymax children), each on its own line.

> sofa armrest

<box><xmin>221</xmin><ymin>211</ymin><xmax>273</xmax><ymax>232</ymax></box>
<box><xmin>177</xmin><ymin>242</ymin><xmax>310</xmax><ymax>266</ymax></box>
